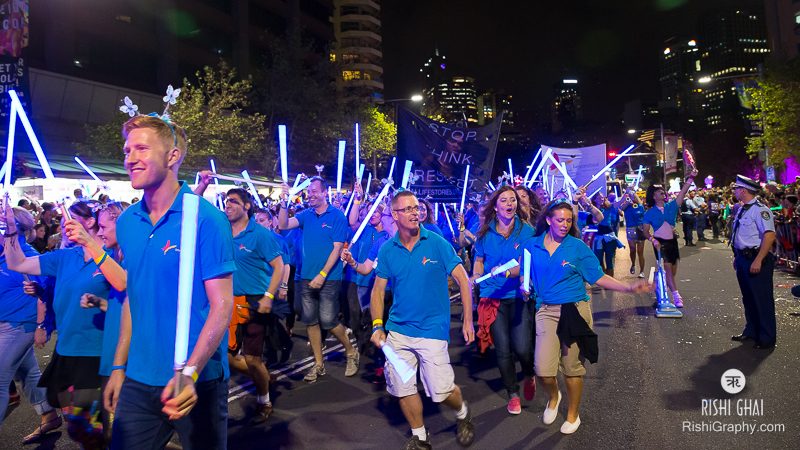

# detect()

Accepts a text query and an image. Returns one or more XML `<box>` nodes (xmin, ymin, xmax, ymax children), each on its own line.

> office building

<box><xmin>331</xmin><ymin>0</ymin><xmax>384</xmax><ymax>101</ymax></box>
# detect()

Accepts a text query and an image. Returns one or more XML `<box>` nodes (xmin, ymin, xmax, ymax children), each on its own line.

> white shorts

<box><xmin>384</xmin><ymin>331</ymin><xmax>455</xmax><ymax>403</ymax></box>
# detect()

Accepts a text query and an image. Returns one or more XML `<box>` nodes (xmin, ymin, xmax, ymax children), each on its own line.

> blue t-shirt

<box><xmin>117</xmin><ymin>182</ymin><xmax>237</xmax><ymax>386</ymax></box>
<box><xmin>423</xmin><ymin>222</ymin><xmax>444</xmax><ymax>236</ymax></box>
<box><xmin>623</xmin><ymin>204</ymin><xmax>645</xmax><ymax>228</ymax></box>
<box><xmin>352</xmin><ymin>224</ymin><xmax>384</xmax><ymax>287</ymax></box>
<box><xmin>100</xmin><ymin>287</ymin><xmax>126</xmax><ymax>376</ymax></box>
<box><xmin>643</xmin><ymin>200</ymin><xmax>678</xmax><ymax>230</ymax></box>
<box><xmin>599</xmin><ymin>205</ymin><xmax>619</xmax><ymax>230</ymax></box>
<box><xmin>232</xmin><ymin>220</ymin><xmax>282</xmax><ymax>297</ymax></box>
<box><xmin>39</xmin><ymin>247</ymin><xmax>111</xmax><ymax>357</ymax></box>
<box><xmin>524</xmin><ymin>233</ymin><xmax>604</xmax><ymax>308</ymax></box>
<box><xmin>295</xmin><ymin>204</ymin><xmax>348</xmax><ymax>280</ymax></box>
<box><xmin>0</xmin><ymin>239</ymin><xmax>43</xmax><ymax>331</ymax></box>
<box><xmin>375</xmin><ymin>226</ymin><xmax>462</xmax><ymax>341</ymax></box>
<box><xmin>474</xmin><ymin>217</ymin><xmax>535</xmax><ymax>300</ymax></box>
<box><xmin>272</xmin><ymin>230</ymin><xmax>291</xmax><ymax>266</ymax></box>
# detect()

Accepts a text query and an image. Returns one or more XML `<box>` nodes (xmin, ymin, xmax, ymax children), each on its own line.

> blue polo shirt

<box><xmin>375</xmin><ymin>226</ymin><xmax>462</xmax><ymax>341</ymax></box>
<box><xmin>295</xmin><ymin>204</ymin><xmax>348</xmax><ymax>280</ymax></box>
<box><xmin>100</xmin><ymin>287</ymin><xmax>126</xmax><ymax>376</ymax></box>
<box><xmin>39</xmin><ymin>246</ymin><xmax>110</xmax><ymax>356</ymax></box>
<box><xmin>352</xmin><ymin>224</ymin><xmax>384</xmax><ymax>287</ymax></box>
<box><xmin>643</xmin><ymin>200</ymin><xmax>678</xmax><ymax>230</ymax></box>
<box><xmin>623</xmin><ymin>204</ymin><xmax>645</xmax><ymax>228</ymax></box>
<box><xmin>271</xmin><ymin>230</ymin><xmax>290</xmax><ymax>266</ymax></box>
<box><xmin>117</xmin><ymin>182</ymin><xmax>236</xmax><ymax>386</ymax></box>
<box><xmin>0</xmin><ymin>239</ymin><xmax>44</xmax><ymax>331</ymax></box>
<box><xmin>523</xmin><ymin>233</ymin><xmax>604</xmax><ymax>308</ymax></box>
<box><xmin>474</xmin><ymin>217</ymin><xmax>534</xmax><ymax>300</ymax></box>
<box><xmin>232</xmin><ymin>219</ymin><xmax>282</xmax><ymax>297</ymax></box>
<box><xmin>423</xmin><ymin>222</ymin><xmax>444</xmax><ymax>236</ymax></box>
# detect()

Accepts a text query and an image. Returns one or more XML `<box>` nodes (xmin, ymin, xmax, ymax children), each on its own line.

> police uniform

<box><xmin>730</xmin><ymin>175</ymin><xmax>776</xmax><ymax>349</ymax></box>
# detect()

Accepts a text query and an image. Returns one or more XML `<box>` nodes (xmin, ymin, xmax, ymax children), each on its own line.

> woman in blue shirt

<box><xmin>621</xmin><ymin>188</ymin><xmax>646</xmax><ymax>278</ymax></box>
<box><xmin>523</xmin><ymin>200</ymin><xmax>651</xmax><ymax>435</ymax></box>
<box><xmin>642</xmin><ymin>170</ymin><xmax>696</xmax><ymax>308</ymax></box>
<box><xmin>514</xmin><ymin>185</ymin><xmax>543</xmax><ymax>226</ymax></box>
<box><xmin>588</xmin><ymin>193</ymin><xmax>623</xmax><ymax>277</ymax></box>
<box><xmin>472</xmin><ymin>186</ymin><xmax>536</xmax><ymax>415</ymax></box>
<box><xmin>419</xmin><ymin>199</ymin><xmax>444</xmax><ymax>236</ymax></box>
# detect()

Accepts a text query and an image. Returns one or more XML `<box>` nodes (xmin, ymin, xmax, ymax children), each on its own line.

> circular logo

<box><xmin>721</xmin><ymin>368</ymin><xmax>746</xmax><ymax>394</ymax></box>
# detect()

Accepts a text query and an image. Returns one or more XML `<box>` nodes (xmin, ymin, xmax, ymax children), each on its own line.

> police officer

<box><xmin>730</xmin><ymin>175</ymin><xmax>776</xmax><ymax>349</ymax></box>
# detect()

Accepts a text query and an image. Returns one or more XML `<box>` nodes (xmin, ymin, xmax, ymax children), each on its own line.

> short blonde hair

<box><xmin>122</xmin><ymin>115</ymin><xmax>188</xmax><ymax>163</ymax></box>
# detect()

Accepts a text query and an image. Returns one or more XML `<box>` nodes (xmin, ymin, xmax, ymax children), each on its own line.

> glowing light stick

<box><xmin>523</xmin><ymin>147</ymin><xmax>542</xmax><ymax>184</ymax></box>
<box><xmin>351</xmin><ymin>183</ymin><xmax>391</xmax><ymax>245</ymax></box>
<box><xmin>633</xmin><ymin>165</ymin><xmax>645</xmax><ymax>190</ymax></box>
<box><xmin>344</xmin><ymin>191</ymin><xmax>356</xmax><ymax>216</ymax></box>
<box><xmin>328</xmin><ymin>186</ymin><xmax>333</xmax><ymax>204</ymax></box>
<box><xmin>648</xmin><ymin>267</ymin><xmax>656</xmax><ymax>285</ymax></box>
<box><xmin>459</xmin><ymin>165</ymin><xmax>470</xmax><ymax>214</ymax></box>
<box><xmin>7</xmin><ymin>91</ymin><xmax>54</xmax><ymax>181</ymax></box>
<box><xmin>584</xmin><ymin>144</ymin><xmax>634</xmax><ymax>187</ymax></box>
<box><xmin>278</xmin><ymin>125</ymin><xmax>288</xmax><ymax>183</ymax></box>
<box><xmin>527</xmin><ymin>148</ymin><xmax>553</xmax><ymax>187</ymax></box>
<box><xmin>337</xmin><ymin>140</ymin><xmax>346</xmax><ymax>192</ymax></box>
<box><xmin>194</xmin><ymin>172</ymin><xmax>200</xmax><ymax>186</ymax></box>
<box><xmin>400</xmin><ymin>160</ymin><xmax>413</xmax><ymax>189</ymax></box>
<box><xmin>209</xmin><ymin>159</ymin><xmax>219</xmax><ymax>186</ymax></box>
<box><xmin>546</xmin><ymin>155</ymin><xmax>577</xmax><ymax>189</ymax></box>
<box><xmin>523</xmin><ymin>249</ymin><xmax>531</xmax><ymax>293</ymax></box>
<box><xmin>289</xmin><ymin>178</ymin><xmax>311</xmax><ymax>197</ymax></box>
<box><xmin>380</xmin><ymin>341</ymin><xmax>415</xmax><ymax>383</ymax></box>
<box><xmin>387</xmin><ymin>157</ymin><xmax>396</xmax><ymax>181</ymax></box>
<box><xmin>174</xmin><ymin>193</ymin><xmax>199</xmax><ymax>388</ymax></box>
<box><xmin>211</xmin><ymin>173</ymin><xmax>282</xmax><ymax>188</ymax></box>
<box><xmin>292</xmin><ymin>173</ymin><xmax>303</xmax><ymax>189</ymax></box>
<box><xmin>442</xmin><ymin>204</ymin><xmax>455</xmax><ymax>237</ymax></box>
<box><xmin>365</xmin><ymin>172</ymin><xmax>372</xmax><ymax>198</ymax></box>
<box><xmin>74</xmin><ymin>156</ymin><xmax>103</xmax><ymax>183</ymax></box>
<box><xmin>241</xmin><ymin>170</ymin><xmax>264</xmax><ymax>209</ymax></box>
<box><xmin>488</xmin><ymin>181</ymin><xmax>496</xmax><ymax>191</ymax></box>
<box><xmin>434</xmin><ymin>203</ymin><xmax>439</xmax><ymax>220</ymax></box>
<box><xmin>355</xmin><ymin>123</ymin><xmax>361</xmax><ymax>181</ymax></box>
<box><xmin>475</xmin><ymin>259</ymin><xmax>519</xmax><ymax>284</ymax></box>
<box><xmin>588</xmin><ymin>186</ymin><xmax>603</xmax><ymax>199</ymax></box>
<box><xmin>3</xmin><ymin>101</ymin><xmax>17</xmax><ymax>190</ymax></box>
<box><xmin>508</xmin><ymin>158</ymin><xmax>514</xmax><ymax>182</ymax></box>
<box><xmin>0</xmin><ymin>162</ymin><xmax>7</xmax><ymax>184</ymax></box>
<box><xmin>358</xmin><ymin>163</ymin><xmax>365</xmax><ymax>181</ymax></box>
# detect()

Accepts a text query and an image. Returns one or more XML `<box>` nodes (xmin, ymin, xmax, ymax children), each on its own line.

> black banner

<box><xmin>0</xmin><ymin>0</ymin><xmax>29</xmax><ymax>117</ymax></box>
<box><xmin>396</xmin><ymin>108</ymin><xmax>501</xmax><ymax>202</ymax></box>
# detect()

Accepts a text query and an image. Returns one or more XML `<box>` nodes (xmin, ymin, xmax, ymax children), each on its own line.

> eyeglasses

<box><xmin>392</xmin><ymin>205</ymin><xmax>423</xmax><ymax>214</ymax></box>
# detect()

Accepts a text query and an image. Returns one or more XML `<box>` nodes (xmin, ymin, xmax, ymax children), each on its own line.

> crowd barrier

<box><xmin>774</xmin><ymin>215</ymin><xmax>800</xmax><ymax>272</ymax></box>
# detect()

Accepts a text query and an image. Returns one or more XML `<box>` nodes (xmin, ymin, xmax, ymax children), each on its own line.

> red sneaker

<box><xmin>524</xmin><ymin>376</ymin><xmax>536</xmax><ymax>401</ymax></box>
<box><xmin>507</xmin><ymin>397</ymin><xmax>521</xmax><ymax>415</ymax></box>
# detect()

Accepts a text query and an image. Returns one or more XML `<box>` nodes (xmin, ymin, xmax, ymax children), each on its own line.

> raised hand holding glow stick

<box><xmin>475</xmin><ymin>259</ymin><xmax>519</xmax><ymax>284</ymax></box>
<box><xmin>400</xmin><ymin>160</ymin><xmax>413</xmax><ymax>189</ymax></box>
<box><xmin>459</xmin><ymin>165</ymin><xmax>470</xmax><ymax>214</ymax></box>
<box><xmin>241</xmin><ymin>170</ymin><xmax>264</xmax><ymax>209</ymax></box>
<box><xmin>278</xmin><ymin>125</ymin><xmax>288</xmax><ymax>183</ymax></box>
<box><xmin>351</xmin><ymin>183</ymin><xmax>391</xmax><ymax>245</ymax></box>
<box><xmin>174</xmin><ymin>193</ymin><xmax>199</xmax><ymax>392</ymax></box>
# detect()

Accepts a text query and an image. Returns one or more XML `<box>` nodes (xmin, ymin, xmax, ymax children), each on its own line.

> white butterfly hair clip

<box><xmin>120</xmin><ymin>97</ymin><xmax>139</xmax><ymax>117</ymax></box>
<box><xmin>162</xmin><ymin>85</ymin><xmax>181</xmax><ymax>115</ymax></box>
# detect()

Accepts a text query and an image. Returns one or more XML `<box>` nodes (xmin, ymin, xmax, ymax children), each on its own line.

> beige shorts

<box><xmin>534</xmin><ymin>301</ymin><xmax>593</xmax><ymax>377</ymax></box>
<box><xmin>384</xmin><ymin>331</ymin><xmax>455</xmax><ymax>403</ymax></box>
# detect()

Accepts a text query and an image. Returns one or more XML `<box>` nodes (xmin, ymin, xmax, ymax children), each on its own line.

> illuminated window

<box><xmin>330</xmin><ymin>52</ymin><xmax>336</xmax><ymax>62</ymax></box>
<box><xmin>342</xmin><ymin>70</ymin><xmax>362</xmax><ymax>80</ymax></box>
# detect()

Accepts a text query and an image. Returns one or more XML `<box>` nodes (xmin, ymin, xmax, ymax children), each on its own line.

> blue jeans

<box><xmin>111</xmin><ymin>377</ymin><xmax>228</xmax><ymax>450</ymax></box>
<box><xmin>300</xmin><ymin>279</ymin><xmax>342</xmax><ymax>330</ymax></box>
<box><xmin>489</xmin><ymin>299</ymin><xmax>535</xmax><ymax>397</ymax></box>
<box><xmin>0</xmin><ymin>322</ymin><xmax>52</xmax><ymax>425</ymax></box>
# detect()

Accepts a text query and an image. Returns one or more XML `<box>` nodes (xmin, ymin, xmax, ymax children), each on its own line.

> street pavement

<box><xmin>2</xmin><ymin>234</ymin><xmax>799</xmax><ymax>449</ymax></box>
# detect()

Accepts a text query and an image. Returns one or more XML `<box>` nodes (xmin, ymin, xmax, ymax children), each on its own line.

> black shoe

<box><xmin>456</xmin><ymin>406</ymin><xmax>475</xmax><ymax>447</ymax></box>
<box><xmin>753</xmin><ymin>342</ymin><xmax>775</xmax><ymax>350</ymax></box>
<box><xmin>731</xmin><ymin>334</ymin><xmax>753</xmax><ymax>342</ymax></box>
<box><xmin>404</xmin><ymin>434</ymin><xmax>432</xmax><ymax>450</ymax></box>
<box><xmin>687</xmin><ymin>243</ymin><xmax>696</xmax><ymax>247</ymax></box>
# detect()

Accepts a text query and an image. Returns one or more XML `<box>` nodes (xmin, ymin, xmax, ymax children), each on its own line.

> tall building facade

<box><xmin>699</xmin><ymin>9</ymin><xmax>770</xmax><ymax>132</ymax></box>
<box><xmin>659</xmin><ymin>37</ymin><xmax>704</xmax><ymax>126</ymax></box>
<box><xmin>551</xmin><ymin>79</ymin><xmax>582</xmax><ymax>134</ymax></box>
<box><xmin>422</xmin><ymin>75</ymin><xmax>478</xmax><ymax>124</ymax></box>
<box><xmin>331</xmin><ymin>0</ymin><xmax>384</xmax><ymax>101</ymax></box>
<box><xmin>764</xmin><ymin>0</ymin><xmax>800</xmax><ymax>61</ymax></box>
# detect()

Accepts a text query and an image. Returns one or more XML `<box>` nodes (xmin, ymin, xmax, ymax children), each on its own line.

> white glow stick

<box><xmin>546</xmin><ymin>155</ymin><xmax>577</xmax><ymax>189</ymax></box>
<box><xmin>337</xmin><ymin>140</ymin><xmax>346</xmax><ymax>192</ymax></box>
<box><xmin>4</xmin><ymin>102</ymin><xmax>17</xmax><ymax>190</ymax></box>
<box><xmin>380</xmin><ymin>341</ymin><xmax>415</xmax><ymax>383</ymax></box>
<box><xmin>442</xmin><ymin>203</ymin><xmax>455</xmax><ymax>236</ymax></box>
<box><xmin>585</xmin><ymin>144</ymin><xmax>634</xmax><ymax>186</ymax></box>
<box><xmin>434</xmin><ymin>202</ymin><xmax>439</xmax><ymax>220</ymax></box>
<box><xmin>527</xmin><ymin>148</ymin><xmax>552</xmax><ymax>187</ymax></box>
<box><xmin>488</xmin><ymin>181</ymin><xmax>496</xmax><ymax>191</ymax></box>
<box><xmin>344</xmin><ymin>190</ymin><xmax>356</xmax><ymax>216</ymax></box>
<box><xmin>292</xmin><ymin>173</ymin><xmax>302</xmax><ymax>189</ymax></box>
<box><xmin>648</xmin><ymin>267</ymin><xmax>656</xmax><ymax>285</ymax></box>
<box><xmin>194</xmin><ymin>172</ymin><xmax>200</xmax><ymax>185</ymax></box>
<box><xmin>365</xmin><ymin>172</ymin><xmax>372</xmax><ymax>198</ymax></box>
<box><xmin>328</xmin><ymin>186</ymin><xmax>333</xmax><ymax>203</ymax></box>
<box><xmin>175</xmin><ymin>193</ymin><xmax>199</xmax><ymax>374</ymax></box>
<box><xmin>355</xmin><ymin>123</ymin><xmax>361</xmax><ymax>181</ymax></box>
<box><xmin>508</xmin><ymin>158</ymin><xmax>514</xmax><ymax>182</ymax></box>
<box><xmin>351</xmin><ymin>183</ymin><xmax>391</xmax><ymax>244</ymax></box>
<box><xmin>400</xmin><ymin>160</ymin><xmax>413</xmax><ymax>189</ymax></box>
<box><xmin>589</xmin><ymin>186</ymin><xmax>603</xmax><ymax>199</ymax></box>
<box><xmin>634</xmin><ymin>165</ymin><xmax>645</xmax><ymax>190</ymax></box>
<box><xmin>358</xmin><ymin>163</ymin><xmax>365</xmax><ymax>181</ymax></box>
<box><xmin>278</xmin><ymin>124</ymin><xmax>288</xmax><ymax>183</ymax></box>
<box><xmin>209</xmin><ymin>159</ymin><xmax>219</xmax><ymax>185</ymax></box>
<box><xmin>523</xmin><ymin>249</ymin><xmax>531</xmax><ymax>293</ymax></box>
<box><xmin>211</xmin><ymin>173</ymin><xmax>282</xmax><ymax>188</ymax></box>
<box><xmin>475</xmin><ymin>259</ymin><xmax>519</xmax><ymax>284</ymax></box>
<box><xmin>74</xmin><ymin>156</ymin><xmax>103</xmax><ymax>183</ymax></box>
<box><xmin>523</xmin><ymin>148</ymin><xmax>543</xmax><ymax>184</ymax></box>
<box><xmin>8</xmin><ymin>91</ymin><xmax>54</xmax><ymax>180</ymax></box>
<box><xmin>289</xmin><ymin>178</ymin><xmax>311</xmax><ymax>197</ymax></box>
<box><xmin>387</xmin><ymin>157</ymin><xmax>396</xmax><ymax>181</ymax></box>
<box><xmin>459</xmin><ymin>165</ymin><xmax>470</xmax><ymax>214</ymax></box>
<box><xmin>0</xmin><ymin>162</ymin><xmax>8</xmax><ymax>184</ymax></box>
<box><xmin>549</xmin><ymin>171</ymin><xmax>556</xmax><ymax>196</ymax></box>
<box><xmin>241</xmin><ymin>170</ymin><xmax>264</xmax><ymax>209</ymax></box>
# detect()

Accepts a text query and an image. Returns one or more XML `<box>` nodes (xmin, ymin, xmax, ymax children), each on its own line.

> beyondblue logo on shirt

<box><xmin>514</xmin><ymin>243</ymin><xmax>520</xmax><ymax>250</ymax></box>
<box><xmin>92</xmin><ymin>269</ymin><xmax>104</xmax><ymax>277</ymax></box>
<box><xmin>421</xmin><ymin>256</ymin><xmax>438</xmax><ymax>266</ymax></box>
<box><xmin>238</xmin><ymin>244</ymin><xmax>253</xmax><ymax>253</ymax></box>
<box><xmin>161</xmin><ymin>240</ymin><xmax>179</xmax><ymax>255</ymax></box>
<box><xmin>320</xmin><ymin>222</ymin><xmax>333</xmax><ymax>229</ymax></box>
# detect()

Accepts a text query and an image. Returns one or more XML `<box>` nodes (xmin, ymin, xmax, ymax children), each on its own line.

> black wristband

<box><xmin>4</xmin><ymin>231</ymin><xmax>18</xmax><ymax>238</ymax></box>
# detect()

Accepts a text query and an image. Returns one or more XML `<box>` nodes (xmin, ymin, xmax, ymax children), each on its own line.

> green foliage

<box><xmin>359</xmin><ymin>105</ymin><xmax>397</xmax><ymax>176</ymax></box>
<box><xmin>746</xmin><ymin>60</ymin><xmax>800</xmax><ymax>167</ymax></box>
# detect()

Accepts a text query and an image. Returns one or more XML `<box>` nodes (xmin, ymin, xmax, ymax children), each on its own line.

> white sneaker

<box><xmin>638</xmin><ymin>272</ymin><xmax>645</xmax><ymax>278</ymax></box>
<box><xmin>560</xmin><ymin>416</ymin><xmax>581</xmax><ymax>434</ymax></box>
<box><xmin>543</xmin><ymin>391</ymin><xmax>562</xmax><ymax>425</ymax></box>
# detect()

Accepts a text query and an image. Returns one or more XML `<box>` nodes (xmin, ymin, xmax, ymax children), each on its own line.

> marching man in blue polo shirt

<box><xmin>105</xmin><ymin>115</ymin><xmax>237</xmax><ymax>450</ymax></box>
<box><xmin>370</xmin><ymin>190</ymin><xmax>476</xmax><ymax>449</ymax></box>
<box><xmin>278</xmin><ymin>176</ymin><xmax>358</xmax><ymax>382</ymax></box>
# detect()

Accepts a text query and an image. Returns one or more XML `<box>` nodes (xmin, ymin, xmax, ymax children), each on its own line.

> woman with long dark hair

<box><xmin>472</xmin><ymin>186</ymin><xmax>536</xmax><ymax>415</ymax></box>
<box><xmin>514</xmin><ymin>184</ymin><xmax>543</xmax><ymax>226</ymax></box>
<box><xmin>419</xmin><ymin>199</ymin><xmax>444</xmax><ymax>236</ymax></box>
<box><xmin>524</xmin><ymin>200</ymin><xmax>651</xmax><ymax>434</ymax></box>
<box><xmin>642</xmin><ymin>170</ymin><xmax>696</xmax><ymax>307</ymax></box>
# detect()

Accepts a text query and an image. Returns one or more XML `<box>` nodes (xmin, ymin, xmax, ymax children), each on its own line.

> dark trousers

<box><xmin>111</xmin><ymin>377</ymin><xmax>228</xmax><ymax>450</ymax></box>
<box><xmin>681</xmin><ymin>214</ymin><xmax>696</xmax><ymax>244</ymax></box>
<box><xmin>710</xmin><ymin>213</ymin><xmax>721</xmax><ymax>239</ymax></box>
<box><xmin>489</xmin><ymin>299</ymin><xmax>535</xmax><ymax>397</ymax></box>
<box><xmin>734</xmin><ymin>253</ymin><xmax>777</xmax><ymax>346</ymax></box>
<box><xmin>696</xmin><ymin>213</ymin><xmax>707</xmax><ymax>240</ymax></box>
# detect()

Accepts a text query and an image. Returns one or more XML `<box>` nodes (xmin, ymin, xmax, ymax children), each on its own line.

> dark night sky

<box><xmin>381</xmin><ymin>0</ymin><xmax>764</xmax><ymax>127</ymax></box>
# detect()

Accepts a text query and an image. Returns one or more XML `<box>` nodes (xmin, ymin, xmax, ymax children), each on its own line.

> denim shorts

<box><xmin>300</xmin><ymin>279</ymin><xmax>342</xmax><ymax>330</ymax></box>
